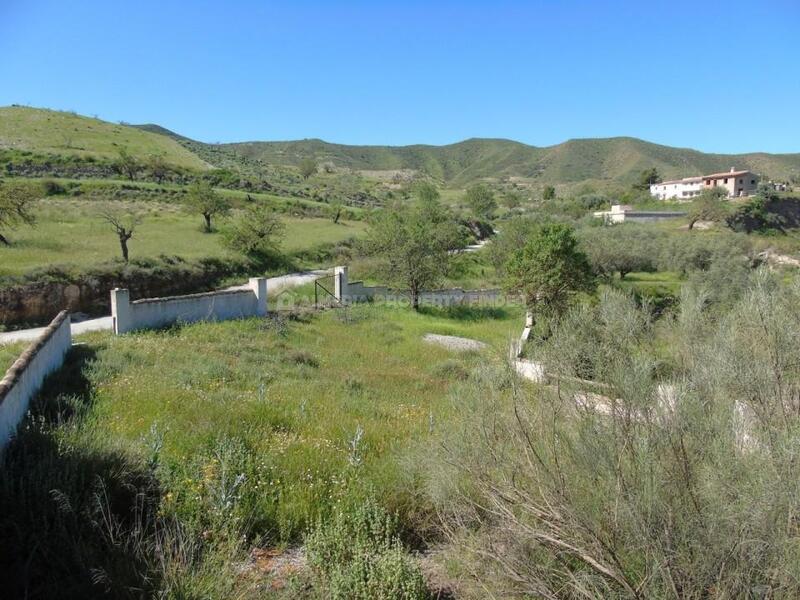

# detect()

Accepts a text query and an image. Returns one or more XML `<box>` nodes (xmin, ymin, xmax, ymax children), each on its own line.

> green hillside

<box><xmin>219</xmin><ymin>136</ymin><xmax>800</xmax><ymax>186</ymax></box>
<box><xmin>0</xmin><ymin>106</ymin><xmax>209</xmax><ymax>170</ymax></box>
<box><xmin>4</xmin><ymin>106</ymin><xmax>800</xmax><ymax>186</ymax></box>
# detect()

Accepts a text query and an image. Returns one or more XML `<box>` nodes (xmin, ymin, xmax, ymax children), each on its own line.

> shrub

<box><xmin>306</xmin><ymin>498</ymin><xmax>428</xmax><ymax>600</ymax></box>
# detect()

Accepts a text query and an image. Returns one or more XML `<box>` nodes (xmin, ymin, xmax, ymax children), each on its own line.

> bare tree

<box><xmin>100</xmin><ymin>209</ymin><xmax>142</xmax><ymax>262</ymax></box>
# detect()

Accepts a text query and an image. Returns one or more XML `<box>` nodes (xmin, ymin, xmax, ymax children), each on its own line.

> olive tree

<box><xmin>99</xmin><ymin>209</ymin><xmax>142</xmax><ymax>262</ymax></box>
<box><xmin>364</xmin><ymin>196</ymin><xmax>466</xmax><ymax>310</ymax></box>
<box><xmin>299</xmin><ymin>157</ymin><xmax>317</xmax><ymax>179</ymax></box>
<box><xmin>222</xmin><ymin>204</ymin><xmax>285</xmax><ymax>259</ymax></box>
<box><xmin>505</xmin><ymin>222</ymin><xmax>595</xmax><ymax>324</ymax></box>
<box><xmin>185</xmin><ymin>181</ymin><xmax>231</xmax><ymax>232</ymax></box>
<box><xmin>688</xmin><ymin>187</ymin><xmax>729</xmax><ymax>230</ymax></box>
<box><xmin>0</xmin><ymin>180</ymin><xmax>38</xmax><ymax>245</ymax></box>
<box><xmin>464</xmin><ymin>184</ymin><xmax>497</xmax><ymax>219</ymax></box>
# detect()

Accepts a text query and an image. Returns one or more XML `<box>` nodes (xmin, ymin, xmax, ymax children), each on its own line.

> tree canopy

<box><xmin>364</xmin><ymin>197</ymin><xmax>466</xmax><ymax>309</ymax></box>
<box><xmin>0</xmin><ymin>180</ymin><xmax>38</xmax><ymax>245</ymax></box>
<box><xmin>464</xmin><ymin>184</ymin><xmax>497</xmax><ymax>219</ymax></box>
<box><xmin>185</xmin><ymin>181</ymin><xmax>231</xmax><ymax>232</ymax></box>
<box><xmin>223</xmin><ymin>204</ymin><xmax>285</xmax><ymax>259</ymax></box>
<box><xmin>505</xmin><ymin>222</ymin><xmax>595</xmax><ymax>321</ymax></box>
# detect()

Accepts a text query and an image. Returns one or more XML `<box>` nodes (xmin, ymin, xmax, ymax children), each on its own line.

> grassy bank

<box><xmin>0</xmin><ymin>199</ymin><xmax>367</xmax><ymax>277</ymax></box>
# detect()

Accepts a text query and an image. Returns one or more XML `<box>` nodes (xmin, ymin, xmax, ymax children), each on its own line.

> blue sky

<box><xmin>1</xmin><ymin>0</ymin><xmax>798</xmax><ymax>153</ymax></box>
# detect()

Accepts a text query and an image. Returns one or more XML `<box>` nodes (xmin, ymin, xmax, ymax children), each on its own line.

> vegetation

<box><xmin>99</xmin><ymin>208</ymin><xmax>141</xmax><ymax>262</ymax></box>
<box><xmin>505</xmin><ymin>222</ymin><xmax>595</xmax><ymax>323</ymax></box>
<box><xmin>687</xmin><ymin>186</ymin><xmax>729</xmax><ymax>230</ymax></box>
<box><xmin>0</xmin><ymin>179</ymin><xmax>38</xmax><ymax>245</ymax></box>
<box><xmin>464</xmin><ymin>183</ymin><xmax>497</xmax><ymax>219</ymax></box>
<box><xmin>363</xmin><ymin>196</ymin><xmax>466</xmax><ymax>309</ymax></box>
<box><xmin>185</xmin><ymin>181</ymin><xmax>231</xmax><ymax>232</ymax></box>
<box><xmin>222</xmin><ymin>204</ymin><xmax>285</xmax><ymax>259</ymax></box>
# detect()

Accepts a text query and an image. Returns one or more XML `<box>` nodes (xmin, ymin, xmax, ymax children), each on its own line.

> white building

<box><xmin>650</xmin><ymin>176</ymin><xmax>703</xmax><ymax>200</ymax></box>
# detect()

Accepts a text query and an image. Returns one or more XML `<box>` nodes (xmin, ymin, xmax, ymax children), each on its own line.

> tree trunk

<box><xmin>411</xmin><ymin>287</ymin><xmax>419</xmax><ymax>311</ymax></box>
<box><xmin>120</xmin><ymin>236</ymin><xmax>129</xmax><ymax>262</ymax></box>
<box><xmin>0</xmin><ymin>232</ymin><xmax>9</xmax><ymax>246</ymax></box>
<box><xmin>203</xmin><ymin>213</ymin><xmax>212</xmax><ymax>232</ymax></box>
<box><xmin>688</xmin><ymin>218</ymin><xmax>696</xmax><ymax>231</ymax></box>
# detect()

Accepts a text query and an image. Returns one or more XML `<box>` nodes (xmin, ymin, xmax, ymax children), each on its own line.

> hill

<box><xmin>3</xmin><ymin>106</ymin><xmax>800</xmax><ymax>186</ymax></box>
<box><xmin>0</xmin><ymin>106</ymin><xmax>209</xmax><ymax>170</ymax></box>
<box><xmin>218</xmin><ymin>136</ymin><xmax>800</xmax><ymax>187</ymax></box>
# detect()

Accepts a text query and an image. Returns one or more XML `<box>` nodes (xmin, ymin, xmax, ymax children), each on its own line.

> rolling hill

<box><xmin>218</xmin><ymin>137</ymin><xmax>800</xmax><ymax>187</ymax></box>
<box><xmin>0</xmin><ymin>106</ymin><xmax>209</xmax><ymax>170</ymax></box>
<box><xmin>2</xmin><ymin>106</ymin><xmax>799</xmax><ymax>186</ymax></box>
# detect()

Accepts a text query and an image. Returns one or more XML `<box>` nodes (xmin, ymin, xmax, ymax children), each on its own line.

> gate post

<box><xmin>334</xmin><ymin>266</ymin><xmax>348</xmax><ymax>303</ymax></box>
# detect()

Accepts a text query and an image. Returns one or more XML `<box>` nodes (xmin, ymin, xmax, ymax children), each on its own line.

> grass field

<box><xmin>0</xmin><ymin>302</ymin><xmax>523</xmax><ymax>596</ymax></box>
<box><xmin>0</xmin><ymin>106</ymin><xmax>208</xmax><ymax>169</ymax></box>
<box><xmin>0</xmin><ymin>199</ymin><xmax>367</xmax><ymax>277</ymax></box>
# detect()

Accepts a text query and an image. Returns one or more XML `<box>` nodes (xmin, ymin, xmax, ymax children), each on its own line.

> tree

<box><xmin>114</xmin><ymin>148</ymin><xmax>139</xmax><ymax>181</ymax></box>
<box><xmin>688</xmin><ymin>187</ymin><xmax>729</xmax><ymax>230</ymax></box>
<box><xmin>580</xmin><ymin>225</ymin><xmax>659</xmax><ymax>279</ymax></box>
<box><xmin>222</xmin><ymin>205</ymin><xmax>285</xmax><ymax>259</ymax></box>
<box><xmin>147</xmin><ymin>154</ymin><xmax>169</xmax><ymax>184</ymax></box>
<box><xmin>329</xmin><ymin>198</ymin><xmax>344</xmax><ymax>224</ymax></box>
<box><xmin>299</xmin><ymin>157</ymin><xmax>317</xmax><ymax>179</ymax></box>
<box><xmin>633</xmin><ymin>167</ymin><xmax>661</xmax><ymax>190</ymax></box>
<box><xmin>542</xmin><ymin>185</ymin><xmax>556</xmax><ymax>200</ymax></box>
<box><xmin>365</xmin><ymin>198</ymin><xmax>466</xmax><ymax>310</ymax></box>
<box><xmin>464</xmin><ymin>184</ymin><xmax>497</xmax><ymax>219</ymax></box>
<box><xmin>413</xmin><ymin>181</ymin><xmax>440</xmax><ymax>204</ymax></box>
<box><xmin>0</xmin><ymin>180</ymin><xmax>38</xmax><ymax>245</ymax></box>
<box><xmin>100</xmin><ymin>209</ymin><xmax>141</xmax><ymax>262</ymax></box>
<box><xmin>185</xmin><ymin>181</ymin><xmax>231</xmax><ymax>232</ymax></box>
<box><xmin>505</xmin><ymin>223</ymin><xmax>595</xmax><ymax>323</ymax></box>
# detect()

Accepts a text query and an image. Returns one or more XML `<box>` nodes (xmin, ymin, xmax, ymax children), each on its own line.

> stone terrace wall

<box><xmin>112</xmin><ymin>278</ymin><xmax>268</xmax><ymax>334</ymax></box>
<box><xmin>0</xmin><ymin>311</ymin><xmax>72</xmax><ymax>448</ymax></box>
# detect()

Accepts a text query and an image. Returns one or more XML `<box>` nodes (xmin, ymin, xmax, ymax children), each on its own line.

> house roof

<box><xmin>703</xmin><ymin>169</ymin><xmax>752</xmax><ymax>180</ymax></box>
<box><xmin>655</xmin><ymin>176</ymin><xmax>703</xmax><ymax>185</ymax></box>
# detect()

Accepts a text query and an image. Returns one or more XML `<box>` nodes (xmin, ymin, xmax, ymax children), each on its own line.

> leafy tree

<box><xmin>0</xmin><ymin>180</ymin><xmax>38</xmax><ymax>245</ymax></box>
<box><xmin>99</xmin><ymin>209</ymin><xmax>141</xmax><ymax>262</ymax></box>
<box><xmin>633</xmin><ymin>167</ymin><xmax>661</xmax><ymax>190</ymax></box>
<box><xmin>489</xmin><ymin>216</ymin><xmax>539</xmax><ymax>272</ymax></box>
<box><xmin>147</xmin><ymin>154</ymin><xmax>169</xmax><ymax>184</ymax></box>
<box><xmin>580</xmin><ymin>225</ymin><xmax>658</xmax><ymax>279</ymax></box>
<box><xmin>223</xmin><ymin>205</ymin><xmax>285</xmax><ymax>259</ymax></box>
<box><xmin>688</xmin><ymin>187</ymin><xmax>729</xmax><ymax>230</ymax></box>
<box><xmin>464</xmin><ymin>184</ymin><xmax>497</xmax><ymax>219</ymax></box>
<box><xmin>185</xmin><ymin>181</ymin><xmax>231</xmax><ymax>232</ymax></box>
<box><xmin>505</xmin><ymin>223</ymin><xmax>595</xmax><ymax>323</ymax></box>
<box><xmin>413</xmin><ymin>181</ymin><xmax>440</xmax><ymax>204</ymax></box>
<box><xmin>299</xmin><ymin>157</ymin><xmax>317</xmax><ymax>179</ymax></box>
<box><xmin>542</xmin><ymin>185</ymin><xmax>556</xmax><ymax>200</ymax></box>
<box><xmin>365</xmin><ymin>198</ymin><xmax>466</xmax><ymax>310</ymax></box>
<box><xmin>114</xmin><ymin>148</ymin><xmax>139</xmax><ymax>181</ymax></box>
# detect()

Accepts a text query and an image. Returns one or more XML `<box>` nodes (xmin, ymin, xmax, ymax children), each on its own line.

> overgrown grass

<box><xmin>0</xmin><ymin>303</ymin><xmax>521</xmax><ymax>597</ymax></box>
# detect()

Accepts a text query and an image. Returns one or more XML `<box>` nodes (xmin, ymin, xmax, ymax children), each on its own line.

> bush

<box><xmin>306</xmin><ymin>497</ymin><xmax>428</xmax><ymax>600</ymax></box>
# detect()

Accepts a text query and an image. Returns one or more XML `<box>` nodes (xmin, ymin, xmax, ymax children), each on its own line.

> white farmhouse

<box><xmin>649</xmin><ymin>176</ymin><xmax>703</xmax><ymax>200</ymax></box>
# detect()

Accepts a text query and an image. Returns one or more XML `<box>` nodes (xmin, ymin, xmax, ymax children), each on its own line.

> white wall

<box><xmin>112</xmin><ymin>278</ymin><xmax>268</xmax><ymax>334</ymax></box>
<box><xmin>0</xmin><ymin>311</ymin><xmax>72</xmax><ymax>448</ymax></box>
<box><xmin>333</xmin><ymin>266</ymin><xmax>500</xmax><ymax>306</ymax></box>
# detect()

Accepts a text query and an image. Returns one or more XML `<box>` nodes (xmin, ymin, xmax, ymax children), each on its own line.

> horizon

<box><xmin>1</xmin><ymin>1</ymin><xmax>799</xmax><ymax>154</ymax></box>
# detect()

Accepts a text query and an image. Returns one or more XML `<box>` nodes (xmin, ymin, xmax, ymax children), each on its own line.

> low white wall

<box><xmin>333</xmin><ymin>266</ymin><xmax>501</xmax><ymax>306</ymax></box>
<box><xmin>112</xmin><ymin>278</ymin><xmax>268</xmax><ymax>334</ymax></box>
<box><xmin>0</xmin><ymin>311</ymin><xmax>72</xmax><ymax>448</ymax></box>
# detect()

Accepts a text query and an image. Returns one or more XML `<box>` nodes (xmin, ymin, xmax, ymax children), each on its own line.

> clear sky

<box><xmin>1</xmin><ymin>0</ymin><xmax>798</xmax><ymax>153</ymax></box>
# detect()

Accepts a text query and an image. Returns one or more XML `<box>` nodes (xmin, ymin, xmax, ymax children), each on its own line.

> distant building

<box><xmin>650</xmin><ymin>168</ymin><xmax>759</xmax><ymax>200</ymax></box>
<box><xmin>702</xmin><ymin>168</ymin><xmax>758</xmax><ymax>197</ymax></box>
<box><xmin>593</xmin><ymin>204</ymin><xmax>686</xmax><ymax>224</ymax></box>
<box><xmin>650</xmin><ymin>176</ymin><xmax>703</xmax><ymax>200</ymax></box>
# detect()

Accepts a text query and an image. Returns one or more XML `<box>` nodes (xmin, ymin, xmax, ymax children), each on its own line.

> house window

<box><xmin>724</xmin><ymin>178</ymin><xmax>728</xmax><ymax>183</ymax></box>
<box><xmin>751</xmin><ymin>179</ymin><xmax>755</xmax><ymax>184</ymax></box>
<box><xmin>739</xmin><ymin>179</ymin><xmax>743</xmax><ymax>184</ymax></box>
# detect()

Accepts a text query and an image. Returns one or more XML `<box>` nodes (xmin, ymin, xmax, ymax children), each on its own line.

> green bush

<box><xmin>306</xmin><ymin>497</ymin><xmax>428</xmax><ymax>600</ymax></box>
